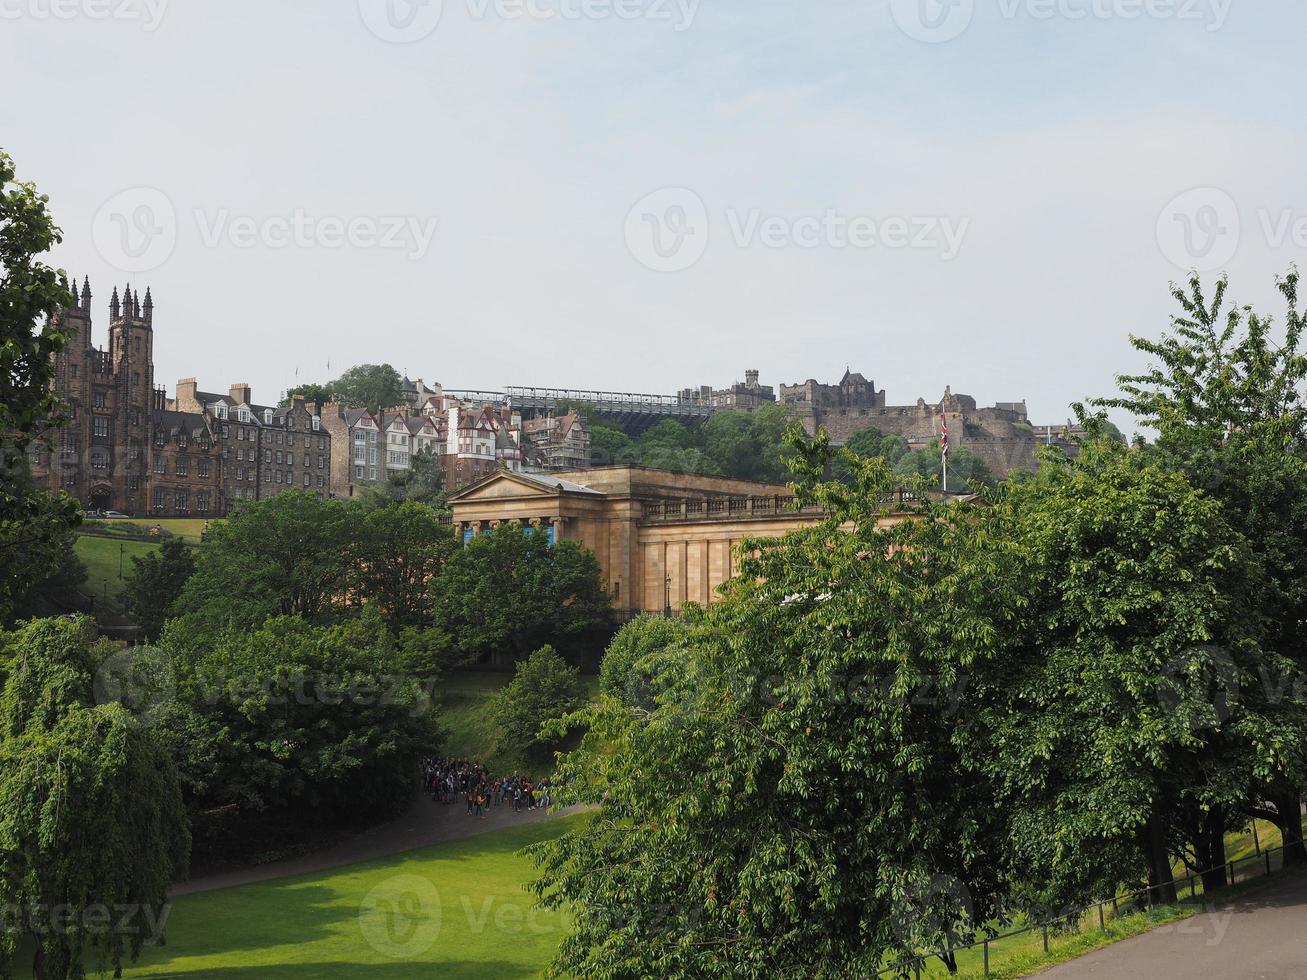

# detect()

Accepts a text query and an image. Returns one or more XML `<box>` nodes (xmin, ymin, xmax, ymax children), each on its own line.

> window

<box><xmin>153</xmin><ymin>456</ymin><xmax>164</xmax><ymax>474</ymax></box>
<box><xmin>94</xmin><ymin>416</ymin><xmax>109</xmax><ymax>438</ymax></box>
<box><xmin>275</xmin><ymin>471</ymin><xmax>283</xmax><ymax>484</ymax></box>
<box><xmin>93</xmin><ymin>391</ymin><xmax>107</xmax><ymax>410</ymax></box>
<box><xmin>355</xmin><ymin>466</ymin><xmax>364</xmax><ymax>479</ymax></box>
<box><xmin>179</xmin><ymin>432</ymin><xmax>189</xmax><ymax>449</ymax></box>
<box><xmin>91</xmin><ymin>449</ymin><xmax>108</xmax><ymax>470</ymax></box>
<box><xmin>264</xmin><ymin>450</ymin><xmax>272</xmax><ymax>463</ymax></box>
<box><xmin>303</xmin><ymin>473</ymin><xmax>310</xmax><ymax>487</ymax></box>
<box><xmin>128</xmin><ymin>476</ymin><xmax>139</xmax><ymax>492</ymax></box>
<box><xmin>197</xmin><ymin>492</ymin><xmax>209</xmax><ymax>513</ymax></box>
<box><xmin>264</xmin><ymin>409</ymin><xmax>274</xmax><ymax>425</ymax></box>
<box><xmin>175</xmin><ymin>457</ymin><xmax>189</xmax><ymax>477</ymax></box>
<box><xmin>198</xmin><ymin>460</ymin><xmax>210</xmax><ymax>478</ymax></box>
<box><xmin>318</xmin><ymin>456</ymin><xmax>325</xmax><ymax>469</ymax></box>
<box><xmin>319</xmin><ymin>436</ymin><xmax>326</xmax><ymax>450</ymax></box>
<box><xmin>175</xmin><ymin>489</ymin><xmax>189</xmax><ymax>512</ymax></box>
<box><xmin>303</xmin><ymin>454</ymin><xmax>309</xmax><ymax>468</ymax></box>
<box><xmin>303</xmin><ymin>435</ymin><xmax>311</xmax><ymax>448</ymax></box>
<box><xmin>317</xmin><ymin>475</ymin><xmax>324</xmax><ymax>488</ymax></box>
<box><xmin>152</xmin><ymin>488</ymin><xmax>166</xmax><ymax>510</ymax></box>
<box><xmin>200</xmin><ymin>434</ymin><xmax>211</xmax><ymax>450</ymax></box>
<box><xmin>215</xmin><ymin>404</ymin><xmax>228</xmax><ymax>420</ymax></box>
<box><xmin>128</xmin><ymin>410</ymin><xmax>139</xmax><ymax>427</ymax></box>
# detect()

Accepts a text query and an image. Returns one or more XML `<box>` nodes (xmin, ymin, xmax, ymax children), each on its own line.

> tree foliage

<box><xmin>435</xmin><ymin>523</ymin><xmax>610</xmax><ymax>664</ymax></box>
<box><xmin>0</xmin><ymin>149</ymin><xmax>82</xmax><ymax>629</ymax></box>
<box><xmin>328</xmin><ymin>363</ymin><xmax>405</xmax><ymax>411</ymax></box>
<box><xmin>1094</xmin><ymin>270</ymin><xmax>1307</xmax><ymax>863</ymax></box>
<box><xmin>172</xmin><ymin>491</ymin><xmax>361</xmax><ymax>631</ymax></box>
<box><xmin>0</xmin><ymin>618</ymin><xmax>189</xmax><ymax>980</ymax></box>
<box><xmin>490</xmin><ymin>644</ymin><xmax>587</xmax><ymax>754</ymax></box>
<box><xmin>124</xmin><ymin>536</ymin><xmax>196</xmax><ymax>639</ymax></box>
<box><xmin>157</xmin><ymin>613</ymin><xmax>437</xmax><ymax>821</ymax></box>
<box><xmin>598</xmin><ymin>613</ymin><xmax>688</xmax><ymax>708</ymax></box>
<box><xmin>532</xmin><ymin>449</ymin><xmax>1009</xmax><ymax>978</ymax></box>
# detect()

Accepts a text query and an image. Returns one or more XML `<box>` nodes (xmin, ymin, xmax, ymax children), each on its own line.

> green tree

<box><xmin>976</xmin><ymin>440</ymin><xmax>1293</xmax><ymax>906</ymax></box>
<box><xmin>1094</xmin><ymin>271</ymin><xmax>1307</xmax><ymax>864</ymax></box>
<box><xmin>0</xmin><ymin>150</ymin><xmax>81</xmax><ymax>627</ymax></box>
<box><xmin>598</xmin><ymin>614</ymin><xmax>688</xmax><ymax>708</ymax></box>
<box><xmin>435</xmin><ymin>523</ymin><xmax>610</xmax><ymax>664</ymax></box>
<box><xmin>363</xmin><ymin>447</ymin><xmax>447</xmax><ymax>508</ymax></box>
<box><xmin>0</xmin><ymin>464</ymin><xmax>85</xmax><ymax>625</ymax></box>
<box><xmin>894</xmin><ymin>443</ymin><xmax>994</xmax><ymax>489</ymax></box>
<box><xmin>352</xmin><ymin>501</ymin><xmax>457</xmax><ymax>629</ymax></box>
<box><xmin>0</xmin><ymin>150</ymin><xmax>72</xmax><ymax>453</ymax></box>
<box><xmin>329</xmin><ymin>363</ymin><xmax>404</xmax><ymax>411</ymax></box>
<box><xmin>124</xmin><ymin>535</ymin><xmax>196</xmax><ymax>639</ymax></box>
<box><xmin>158</xmin><ymin>613</ymin><xmax>436</xmax><ymax>821</ymax></box>
<box><xmin>831</xmin><ymin>426</ymin><xmax>909</xmax><ymax>482</ymax></box>
<box><xmin>491</xmin><ymin>644</ymin><xmax>586</xmax><ymax>754</ymax></box>
<box><xmin>0</xmin><ymin>618</ymin><xmax>189</xmax><ymax>980</ymax></box>
<box><xmin>531</xmin><ymin>441</ymin><xmax>1009</xmax><ymax>978</ymax></box>
<box><xmin>172</xmin><ymin>492</ymin><xmax>360</xmax><ymax>631</ymax></box>
<box><xmin>279</xmin><ymin>381</ymin><xmax>335</xmax><ymax>409</ymax></box>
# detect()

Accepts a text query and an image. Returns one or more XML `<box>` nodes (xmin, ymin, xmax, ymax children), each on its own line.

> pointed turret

<box><xmin>81</xmin><ymin>276</ymin><xmax>91</xmax><ymax>310</ymax></box>
<box><xmin>110</xmin><ymin>286</ymin><xmax>121</xmax><ymax>320</ymax></box>
<box><xmin>142</xmin><ymin>287</ymin><xmax>153</xmax><ymax>324</ymax></box>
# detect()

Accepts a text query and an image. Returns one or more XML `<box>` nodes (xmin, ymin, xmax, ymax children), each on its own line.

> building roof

<box><xmin>448</xmin><ymin>468</ymin><xmax>603</xmax><ymax>501</ymax></box>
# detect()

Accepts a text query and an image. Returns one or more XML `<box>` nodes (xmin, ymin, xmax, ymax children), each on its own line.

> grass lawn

<box><xmin>84</xmin><ymin>517</ymin><xmax>213</xmax><ymax>544</ymax></box>
<box><xmin>73</xmin><ymin>535</ymin><xmax>162</xmax><ymax>609</ymax></box>
<box><xmin>111</xmin><ymin>815</ymin><xmax>581</xmax><ymax>980</ymax></box>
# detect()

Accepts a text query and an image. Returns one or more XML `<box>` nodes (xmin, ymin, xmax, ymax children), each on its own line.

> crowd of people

<box><xmin>421</xmin><ymin>756</ymin><xmax>555</xmax><ymax>820</ymax></box>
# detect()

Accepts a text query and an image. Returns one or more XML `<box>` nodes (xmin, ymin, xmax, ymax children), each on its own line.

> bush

<box><xmin>490</xmin><ymin>645</ymin><xmax>587</xmax><ymax>755</ymax></box>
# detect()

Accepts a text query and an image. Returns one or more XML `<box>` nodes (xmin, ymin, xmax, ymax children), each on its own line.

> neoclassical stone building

<box><xmin>449</xmin><ymin>465</ymin><xmax>922</xmax><ymax>615</ymax></box>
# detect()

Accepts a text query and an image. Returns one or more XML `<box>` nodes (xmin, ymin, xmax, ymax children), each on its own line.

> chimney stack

<box><xmin>229</xmin><ymin>383</ymin><xmax>252</xmax><ymax>405</ymax></box>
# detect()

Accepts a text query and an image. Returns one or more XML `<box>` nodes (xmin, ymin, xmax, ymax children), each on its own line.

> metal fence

<box><xmin>879</xmin><ymin>842</ymin><xmax>1298</xmax><ymax>978</ymax></box>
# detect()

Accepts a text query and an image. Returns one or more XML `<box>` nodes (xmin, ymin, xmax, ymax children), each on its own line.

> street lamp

<box><xmin>664</xmin><ymin>574</ymin><xmax>672</xmax><ymax>617</ymax></box>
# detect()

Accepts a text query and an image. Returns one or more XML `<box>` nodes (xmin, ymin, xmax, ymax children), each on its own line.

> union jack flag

<box><xmin>940</xmin><ymin>415</ymin><xmax>950</xmax><ymax>457</ymax></box>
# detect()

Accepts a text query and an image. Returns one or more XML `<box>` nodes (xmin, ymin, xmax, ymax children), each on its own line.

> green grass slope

<box><xmin>115</xmin><ymin>815</ymin><xmax>581</xmax><ymax>979</ymax></box>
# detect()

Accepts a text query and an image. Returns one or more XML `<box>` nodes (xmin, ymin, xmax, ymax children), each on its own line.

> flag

<box><xmin>940</xmin><ymin>415</ymin><xmax>950</xmax><ymax>457</ymax></box>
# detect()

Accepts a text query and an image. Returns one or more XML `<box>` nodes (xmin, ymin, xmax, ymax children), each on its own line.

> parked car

<box><xmin>103</xmin><ymin>511</ymin><xmax>129</xmax><ymax>519</ymax></box>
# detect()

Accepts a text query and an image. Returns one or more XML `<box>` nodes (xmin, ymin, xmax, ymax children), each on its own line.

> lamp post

<box><xmin>664</xmin><ymin>574</ymin><xmax>672</xmax><ymax>618</ymax></box>
<box><xmin>119</xmin><ymin>542</ymin><xmax>124</xmax><ymax>579</ymax></box>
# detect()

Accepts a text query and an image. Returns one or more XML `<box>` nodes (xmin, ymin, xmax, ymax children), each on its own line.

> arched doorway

<box><xmin>89</xmin><ymin>485</ymin><xmax>112</xmax><ymax>512</ymax></box>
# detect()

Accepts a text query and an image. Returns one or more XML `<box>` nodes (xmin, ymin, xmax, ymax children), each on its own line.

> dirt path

<box><xmin>172</xmin><ymin>797</ymin><xmax>579</xmax><ymax>896</ymax></box>
<box><xmin>1039</xmin><ymin>871</ymin><xmax>1307</xmax><ymax>979</ymax></box>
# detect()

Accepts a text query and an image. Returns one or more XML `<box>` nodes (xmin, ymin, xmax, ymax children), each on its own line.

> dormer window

<box><xmin>215</xmin><ymin>404</ymin><xmax>228</xmax><ymax>420</ymax></box>
<box><xmin>311</xmin><ymin>416</ymin><xmax>321</xmax><ymax>431</ymax></box>
<box><xmin>264</xmin><ymin>408</ymin><xmax>274</xmax><ymax>425</ymax></box>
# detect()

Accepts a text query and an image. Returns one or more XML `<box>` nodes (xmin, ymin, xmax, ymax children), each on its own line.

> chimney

<box><xmin>229</xmin><ymin>383</ymin><xmax>252</xmax><ymax>405</ymax></box>
<box><xmin>176</xmin><ymin>378</ymin><xmax>199</xmax><ymax>412</ymax></box>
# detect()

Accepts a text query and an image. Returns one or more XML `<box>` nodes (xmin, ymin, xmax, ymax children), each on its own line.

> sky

<box><xmin>4</xmin><ymin>0</ymin><xmax>1306</xmax><ymax>434</ymax></box>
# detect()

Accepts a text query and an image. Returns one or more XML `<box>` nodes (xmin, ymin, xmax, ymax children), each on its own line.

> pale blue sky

<box><xmin>4</xmin><ymin>1</ymin><xmax>1305</xmax><ymax>429</ymax></box>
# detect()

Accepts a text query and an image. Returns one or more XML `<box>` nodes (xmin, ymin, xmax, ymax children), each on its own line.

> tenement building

<box><xmin>171</xmin><ymin>382</ymin><xmax>331</xmax><ymax>504</ymax></box>
<box><xmin>31</xmin><ymin>282</ymin><xmax>329</xmax><ymax>517</ymax></box>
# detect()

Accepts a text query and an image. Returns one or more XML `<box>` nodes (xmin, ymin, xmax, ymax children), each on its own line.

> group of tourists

<box><xmin>421</xmin><ymin>756</ymin><xmax>555</xmax><ymax>820</ymax></box>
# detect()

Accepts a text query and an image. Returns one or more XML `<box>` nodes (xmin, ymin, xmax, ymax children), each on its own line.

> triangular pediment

<box><xmin>450</xmin><ymin>471</ymin><xmax>561</xmax><ymax>501</ymax></box>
